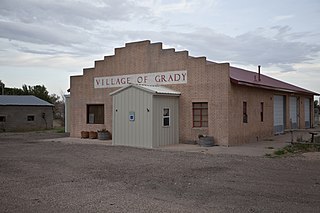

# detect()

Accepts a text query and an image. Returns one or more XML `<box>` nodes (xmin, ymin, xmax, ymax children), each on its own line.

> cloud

<box><xmin>0</xmin><ymin>20</ymin><xmax>88</xmax><ymax>46</ymax></box>
<box><xmin>113</xmin><ymin>27</ymin><xmax>320</xmax><ymax>72</ymax></box>
<box><xmin>0</xmin><ymin>0</ymin><xmax>319</xmax><ymax>74</ymax></box>
<box><xmin>0</xmin><ymin>0</ymin><xmax>151</xmax><ymax>46</ymax></box>
<box><xmin>0</xmin><ymin>0</ymin><xmax>150</xmax><ymax>25</ymax></box>
<box><xmin>273</xmin><ymin>15</ymin><xmax>294</xmax><ymax>22</ymax></box>
<box><xmin>141</xmin><ymin>0</ymin><xmax>216</xmax><ymax>14</ymax></box>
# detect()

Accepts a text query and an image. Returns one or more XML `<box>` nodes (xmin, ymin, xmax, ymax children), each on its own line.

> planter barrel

<box><xmin>98</xmin><ymin>131</ymin><xmax>112</xmax><ymax>140</ymax></box>
<box><xmin>89</xmin><ymin>131</ymin><xmax>97</xmax><ymax>139</ymax></box>
<box><xmin>81</xmin><ymin>131</ymin><xmax>89</xmax><ymax>139</ymax></box>
<box><xmin>198</xmin><ymin>136</ymin><xmax>214</xmax><ymax>147</ymax></box>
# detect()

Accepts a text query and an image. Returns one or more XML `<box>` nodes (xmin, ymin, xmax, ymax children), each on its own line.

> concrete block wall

<box><xmin>0</xmin><ymin>106</ymin><xmax>53</xmax><ymax>132</ymax></box>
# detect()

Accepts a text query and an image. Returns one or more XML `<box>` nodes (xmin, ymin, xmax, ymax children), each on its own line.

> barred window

<box><xmin>87</xmin><ymin>104</ymin><xmax>104</xmax><ymax>124</ymax></box>
<box><xmin>193</xmin><ymin>102</ymin><xmax>208</xmax><ymax>127</ymax></box>
<box><xmin>243</xmin><ymin>102</ymin><xmax>248</xmax><ymax>123</ymax></box>
<box><xmin>260</xmin><ymin>102</ymin><xmax>264</xmax><ymax>122</ymax></box>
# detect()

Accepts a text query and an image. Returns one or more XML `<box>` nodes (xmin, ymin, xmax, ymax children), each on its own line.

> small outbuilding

<box><xmin>110</xmin><ymin>85</ymin><xmax>180</xmax><ymax>148</ymax></box>
<box><xmin>0</xmin><ymin>95</ymin><xmax>53</xmax><ymax>132</ymax></box>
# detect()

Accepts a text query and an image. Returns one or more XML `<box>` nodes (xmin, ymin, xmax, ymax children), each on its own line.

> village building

<box><xmin>68</xmin><ymin>40</ymin><xmax>318</xmax><ymax>148</ymax></box>
<box><xmin>0</xmin><ymin>95</ymin><xmax>53</xmax><ymax>132</ymax></box>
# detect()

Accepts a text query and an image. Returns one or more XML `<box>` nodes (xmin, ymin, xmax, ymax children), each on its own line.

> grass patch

<box><xmin>266</xmin><ymin>146</ymin><xmax>274</xmax><ymax>149</ymax></box>
<box><xmin>274</xmin><ymin>149</ymin><xmax>286</xmax><ymax>155</ymax></box>
<box><xmin>267</xmin><ymin>143</ymin><xmax>320</xmax><ymax>157</ymax></box>
<box><xmin>263</xmin><ymin>138</ymin><xmax>274</xmax><ymax>141</ymax></box>
<box><xmin>54</xmin><ymin>127</ymin><xmax>65</xmax><ymax>133</ymax></box>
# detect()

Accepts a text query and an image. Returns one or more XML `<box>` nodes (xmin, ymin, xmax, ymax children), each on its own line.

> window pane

<box><xmin>27</xmin><ymin>115</ymin><xmax>35</xmax><ymax>121</ymax></box>
<box><xmin>243</xmin><ymin>101</ymin><xmax>247</xmax><ymax>123</ymax></box>
<box><xmin>202</xmin><ymin>121</ymin><xmax>208</xmax><ymax>127</ymax></box>
<box><xmin>193</xmin><ymin>103</ymin><xmax>202</xmax><ymax>108</ymax></box>
<box><xmin>202</xmin><ymin>115</ymin><xmax>208</xmax><ymax>121</ymax></box>
<box><xmin>87</xmin><ymin>104</ymin><xmax>104</xmax><ymax>124</ymax></box>
<box><xmin>243</xmin><ymin>102</ymin><xmax>247</xmax><ymax>113</ymax></box>
<box><xmin>163</xmin><ymin>117</ymin><xmax>169</xmax><ymax>126</ymax></box>
<box><xmin>201</xmin><ymin>103</ymin><xmax>208</xmax><ymax>108</ymax></box>
<box><xmin>163</xmin><ymin>108</ymin><xmax>169</xmax><ymax>116</ymax></box>
<box><xmin>193</xmin><ymin>121</ymin><xmax>201</xmax><ymax>127</ymax></box>
<box><xmin>193</xmin><ymin>109</ymin><xmax>201</xmax><ymax>116</ymax></box>
<box><xmin>261</xmin><ymin>102</ymin><xmax>264</xmax><ymax>122</ymax></box>
<box><xmin>202</xmin><ymin>109</ymin><xmax>208</xmax><ymax>116</ymax></box>
<box><xmin>193</xmin><ymin>115</ymin><xmax>201</xmax><ymax>122</ymax></box>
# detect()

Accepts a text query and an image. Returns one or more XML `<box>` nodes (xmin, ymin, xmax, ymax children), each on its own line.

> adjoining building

<box><xmin>0</xmin><ymin>95</ymin><xmax>53</xmax><ymax>132</ymax></box>
<box><xmin>69</xmin><ymin>40</ymin><xmax>319</xmax><ymax>147</ymax></box>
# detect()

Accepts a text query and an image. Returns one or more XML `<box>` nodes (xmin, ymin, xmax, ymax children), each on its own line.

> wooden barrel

<box><xmin>89</xmin><ymin>131</ymin><xmax>97</xmax><ymax>139</ymax></box>
<box><xmin>81</xmin><ymin>131</ymin><xmax>89</xmax><ymax>139</ymax></box>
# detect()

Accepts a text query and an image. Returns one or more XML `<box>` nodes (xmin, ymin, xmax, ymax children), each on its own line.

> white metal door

<box><xmin>304</xmin><ymin>98</ymin><xmax>311</xmax><ymax>128</ymax></box>
<box><xmin>274</xmin><ymin>95</ymin><xmax>285</xmax><ymax>134</ymax></box>
<box><xmin>289</xmin><ymin>97</ymin><xmax>298</xmax><ymax>129</ymax></box>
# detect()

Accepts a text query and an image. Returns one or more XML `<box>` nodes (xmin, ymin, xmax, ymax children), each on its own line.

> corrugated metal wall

<box><xmin>112</xmin><ymin>87</ymin><xmax>153</xmax><ymax>148</ymax></box>
<box><xmin>152</xmin><ymin>96</ymin><xmax>179</xmax><ymax>147</ymax></box>
<box><xmin>304</xmin><ymin>98</ymin><xmax>311</xmax><ymax>128</ymax></box>
<box><xmin>274</xmin><ymin>95</ymin><xmax>285</xmax><ymax>134</ymax></box>
<box><xmin>289</xmin><ymin>96</ymin><xmax>298</xmax><ymax>129</ymax></box>
<box><xmin>112</xmin><ymin>86</ymin><xmax>179</xmax><ymax>148</ymax></box>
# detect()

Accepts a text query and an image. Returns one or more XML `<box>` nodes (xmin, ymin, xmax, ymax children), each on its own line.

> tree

<box><xmin>315</xmin><ymin>100</ymin><xmax>319</xmax><ymax>109</ymax></box>
<box><xmin>3</xmin><ymin>87</ymin><xmax>24</xmax><ymax>95</ymax></box>
<box><xmin>20</xmin><ymin>84</ymin><xmax>59</xmax><ymax>104</ymax></box>
<box><xmin>0</xmin><ymin>80</ymin><xmax>5</xmax><ymax>95</ymax></box>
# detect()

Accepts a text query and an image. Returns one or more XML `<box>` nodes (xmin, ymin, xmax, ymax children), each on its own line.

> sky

<box><xmin>0</xmin><ymin>0</ymin><xmax>319</xmax><ymax>99</ymax></box>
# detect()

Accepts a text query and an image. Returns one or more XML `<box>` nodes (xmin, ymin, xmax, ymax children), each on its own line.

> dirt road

<box><xmin>0</xmin><ymin>132</ymin><xmax>320</xmax><ymax>212</ymax></box>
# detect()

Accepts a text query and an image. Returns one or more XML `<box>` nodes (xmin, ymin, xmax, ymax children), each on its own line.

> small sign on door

<box><xmin>129</xmin><ymin>111</ymin><xmax>135</xmax><ymax>121</ymax></box>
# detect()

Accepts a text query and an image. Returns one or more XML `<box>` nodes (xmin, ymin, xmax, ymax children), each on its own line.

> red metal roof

<box><xmin>229</xmin><ymin>66</ymin><xmax>319</xmax><ymax>95</ymax></box>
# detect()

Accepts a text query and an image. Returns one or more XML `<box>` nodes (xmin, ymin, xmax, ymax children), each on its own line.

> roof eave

<box><xmin>0</xmin><ymin>104</ymin><xmax>54</xmax><ymax>107</ymax></box>
<box><xmin>110</xmin><ymin>84</ymin><xmax>181</xmax><ymax>96</ymax></box>
<box><xmin>231</xmin><ymin>79</ymin><xmax>319</xmax><ymax>96</ymax></box>
<box><xmin>154</xmin><ymin>92</ymin><xmax>181</xmax><ymax>96</ymax></box>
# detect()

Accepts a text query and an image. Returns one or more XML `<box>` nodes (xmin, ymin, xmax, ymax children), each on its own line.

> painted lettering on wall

<box><xmin>94</xmin><ymin>70</ymin><xmax>187</xmax><ymax>88</ymax></box>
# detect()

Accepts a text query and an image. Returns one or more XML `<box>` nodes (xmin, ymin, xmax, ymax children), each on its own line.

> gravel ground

<box><xmin>0</xmin><ymin>132</ymin><xmax>320</xmax><ymax>213</ymax></box>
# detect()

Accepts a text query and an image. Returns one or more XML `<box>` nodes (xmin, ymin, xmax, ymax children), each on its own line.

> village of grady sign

<box><xmin>94</xmin><ymin>70</ymin><xmax>187</xmax><ymax>88</ymax></box>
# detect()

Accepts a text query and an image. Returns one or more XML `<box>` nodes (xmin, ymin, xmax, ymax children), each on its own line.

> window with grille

<box><xmin>192</xmin><ymin>102</ymin><xmax>208</xmax><ymax>127</ymax></box>
<box><xmin>87</xmin><ymin>104</ymin><xmax>104</xmax><ymax>124</ymax></box>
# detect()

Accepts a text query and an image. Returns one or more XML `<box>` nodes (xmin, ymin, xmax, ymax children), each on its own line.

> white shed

<box><xmin>110</xmin><ymin>85</ymin><xmax>180</xmax><ymax>148</ymax></box>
